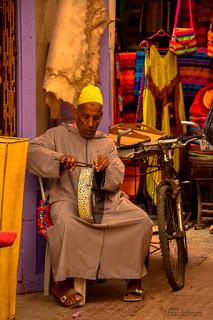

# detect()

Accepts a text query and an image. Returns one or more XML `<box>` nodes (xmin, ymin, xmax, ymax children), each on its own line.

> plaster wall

<box><xmin>36</xmin><ymin>0</ymin><xmax>58</xmax><ymax>135</ymax></box>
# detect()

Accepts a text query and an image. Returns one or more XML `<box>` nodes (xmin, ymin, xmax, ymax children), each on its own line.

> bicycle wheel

<box><xmin>157</xmin><ymin>183</ymin><xmax>186</xmax><ymax>291</ymax></box>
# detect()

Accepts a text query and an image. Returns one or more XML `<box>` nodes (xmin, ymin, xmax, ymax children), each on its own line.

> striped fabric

<box><xmin>118</xmin><ymin>52</ymin><xmax>136</xmax><ymax>106</ymax></box>
<box><xmin>113</xmin><ymin>52</ymin><xmax>138</xmax><ymax>123</ymax></box>
<box><xmin>174</xmin><ymin>28</ymin><xmax>195</xmax><ymax>42</ymax></box>
<box><xmin>177</xmin><ymin>50</ymin><xmax>213</xmax><ymax>101</ymax></box>
<box><xmin>169</xmin><ymin>27</ymin><xmax>198</xmax><ymax>55</ymax></box>
<box><xmin>134</xmin><ymin>51</ymin><xmax>145</xmax><ymax>96</ymax></box>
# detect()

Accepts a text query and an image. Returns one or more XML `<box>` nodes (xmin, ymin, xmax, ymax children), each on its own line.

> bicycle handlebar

<box><xmin>179</xmin><ymin>134</ymin><xmax>203</xmax><ymax>143</ymax></box>
<box><xmin>142</xmin><ymin>133</ymin><xmax>203</xmax><ymax>149</ymax></box>
<box><xmin>181</xmin><ymin>121</ymin><xmax>204</xmax><ymax>135</ymax></box>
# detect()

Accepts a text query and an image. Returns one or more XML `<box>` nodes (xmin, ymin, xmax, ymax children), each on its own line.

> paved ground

<box><xmin>16</xmin><ymin>225</ymin><xmax>213</xmax><ymax>320</ymax></box>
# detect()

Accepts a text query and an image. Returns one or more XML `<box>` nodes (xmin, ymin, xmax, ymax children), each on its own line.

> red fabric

<box><xmin>120</xmin><ymin>160</ymin><xmax>140</xmax><ymax>200</ymax></box>
<box><xmin>0</xmin><ymin>231</ymin><xmax>17</xmax><ymax>248</ymax></box>
<box><xmin>122</xmin><ymin>112</ymin><xmax>136</xmax><ymax>123</ymax></box>
<box><xmin>189</xmin><ymin>84</ymin><xmax>213</xmax><ymax>117</ymax></box>
<box><xmin>119</xmin><ymin>53</ymin><xmax>136</xmax><ymax>106</ymax></box>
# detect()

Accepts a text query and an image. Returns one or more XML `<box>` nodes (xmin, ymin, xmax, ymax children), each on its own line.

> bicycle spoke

<box><xmin>157</xmin><ymin>184</ymin><xmax>186</xmax><ymax>291</ymax></box>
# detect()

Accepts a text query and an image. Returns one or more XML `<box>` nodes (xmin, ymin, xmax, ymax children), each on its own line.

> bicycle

<box><xmin>115</xmin><ymin>121</ymin><xmax>207</xmax><ymax>291</ymax></box>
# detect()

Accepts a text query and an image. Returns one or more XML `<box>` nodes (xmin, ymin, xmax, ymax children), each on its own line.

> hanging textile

<box><xmin>177</xmin><ymin>49</ymin><xmax>213</xmax><ymax>118</ymax></box>
<box><xmin>117</xmin><ymin>52</ymin><xmax>137</xmax><ymax>123</ymax></box>
<box><xmin>43</xmin><ymin>0</ymin><xmax>108</xmax><ymax>119</ymax></box>
<box><xmin>0</xmin><ymin>0</ymin><xmax>16</xmax><ymax>136</ymax></box>
<box><xmin>143</xmin><ymin>45</ymin><xmax>185</xmax><ymax>136</ymax></box>
<box><xmin>118</xmin><ymin>52</ymin><xmax>136</xmax><ymax>106</ymax></box>
<box><xmin>134</xmin><ymin>51</ymin><xmax>146</xmax><ymax>97</ymax></box>
<box><xmin>113</xmin><ymin>52</ymin><xmax>122</xmax><ymax>124</ymax></box>
<box><xmin>142</xmin><ymin>45</ymin><xmax>186</xmax><ymax>200</ymax></box>
<box><xmin>135</xmin><ymin>51</ymin><xmax>147</xmax><ymax>122</ymax></box>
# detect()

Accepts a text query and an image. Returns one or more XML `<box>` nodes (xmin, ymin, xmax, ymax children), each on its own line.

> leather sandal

<box><xmin>51</xmin><ymin>284</ymin><xmax>82</xmax><ymax>307</ymax></box>
<box><xmin>123</xmin><ymin>288</ymin><xmax>145</xmax><ymax>302</ymax></box>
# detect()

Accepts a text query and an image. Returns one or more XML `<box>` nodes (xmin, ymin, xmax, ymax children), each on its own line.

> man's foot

<box><xmin>51</xmin><ymin>281</ymin><xmax>82</xmax><ymax>307</ymax></box>
<box><xmin>209</xmin><ymin>225</ymin><xmax>213</xmax><ymax>234</ymax></box>
<box><xmin>123</xmin><ymin>279</ymin><xmax>145</xmax><ymax>302</ymax></box>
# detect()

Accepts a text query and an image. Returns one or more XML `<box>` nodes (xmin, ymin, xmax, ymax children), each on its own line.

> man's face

<box><xmin>76</xmin><ymin>102</ymin><xmax>103</xmax><ymax>139</ymax></box>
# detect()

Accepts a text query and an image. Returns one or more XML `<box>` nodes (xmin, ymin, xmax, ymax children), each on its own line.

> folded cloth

<box><xmin>0</xmin><ymin>231</ymin><xmax>17</xmax><ymax>248</ymax></box>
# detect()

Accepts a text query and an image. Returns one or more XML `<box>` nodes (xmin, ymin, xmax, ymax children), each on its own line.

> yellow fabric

<box><xmin>0</xmin><ymin>137</ymin><xmax>29</xmax><ymax>320</ymax></box>
<box><xmin>142</xmin><ymin>46</ymin><xmax>186</xmax><ymax>201</ymax></box>
<box><xmin>78</xmin><ymin>84</ymin><xmax>103</xmax><ymax>105</ymax></box>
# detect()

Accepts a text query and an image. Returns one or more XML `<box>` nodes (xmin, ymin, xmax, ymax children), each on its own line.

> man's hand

<box><xmin>93</xmin><ymin>155</ymin><xmax>109</xmax><ymax>172</ymax></box>
<box><xmin>60</xmin><ymin>154</ymin><xmax>76</xmax><ymax>171</ymax></box>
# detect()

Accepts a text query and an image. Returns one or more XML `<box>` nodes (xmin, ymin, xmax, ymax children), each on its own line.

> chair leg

<box><xmin>44</xmin><ymin>243</ymin><xmax>51</xmax><ymax>296</ymax></box>
<box><xmin>44</xmin><ymin>244</ymin><xmax>86</xmax><ymax>304</ymax></box>
<box><xmin>74</xmin><ymin>278</ymin><xmax>86</xmax><ymax>305</ymax></box>
<box><xmin>196</xmin><ymin>182</ymin><xmax>202</xmax><ymax>225</ymax></box>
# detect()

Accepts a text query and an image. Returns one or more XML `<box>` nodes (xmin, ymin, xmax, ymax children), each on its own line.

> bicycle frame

<box><xmin>116</xmin><ymin>121</ymin><xmax>207</xmax><ymax>291</ymax></box>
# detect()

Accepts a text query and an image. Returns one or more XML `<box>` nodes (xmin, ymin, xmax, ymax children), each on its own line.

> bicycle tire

<box><xmin>157</xmin><ymin>183</ymin><xmax>186</xmax><ymax>291</ymax></box>
<box><xmin>184</xmin><ymin>234</ymin><xmax>188</xmax><ymax>264</ymax></box>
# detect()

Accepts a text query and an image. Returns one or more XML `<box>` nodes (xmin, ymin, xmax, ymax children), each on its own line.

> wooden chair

<box><xmin>188</xmin><ymin>158</ymin><xmax>213</xmax><ymax>228</ymax></box>
<box><xmin>38</xmin><ymin>177</ymin><xmax>86</xmax><ymax>305</ymax></box>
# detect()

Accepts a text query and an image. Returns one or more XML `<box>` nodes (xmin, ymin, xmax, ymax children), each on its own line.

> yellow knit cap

<box><xmin>78</xmin><ymin>84</ymin><xmax>103</xmax><ymax>105</ymax></box>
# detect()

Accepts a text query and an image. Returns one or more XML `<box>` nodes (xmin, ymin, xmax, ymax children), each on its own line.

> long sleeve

<box><xmin>101</xmin><ymin>141</ymin><xmax>125</xmax><ymax>192</ymax></box>
<box><xmin>27</xmin><ymin>129</ymin><xmax>64</xmax><ymax>178</ymax></box>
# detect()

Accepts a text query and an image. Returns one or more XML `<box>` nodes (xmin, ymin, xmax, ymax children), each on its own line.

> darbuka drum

<box><xmin>78</xmin><ymin>167</ymin><xmax>95</xmax><ymax>223</ymax></box>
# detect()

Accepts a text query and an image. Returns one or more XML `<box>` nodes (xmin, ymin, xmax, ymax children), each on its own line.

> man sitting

<box><xmin>27</xmin><ymin>84</ymin><xmax>154</xmax><ymax>307</ymax></box>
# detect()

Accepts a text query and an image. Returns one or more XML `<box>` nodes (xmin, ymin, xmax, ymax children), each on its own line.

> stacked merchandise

<box><xmin>188</xmin><ymin>84</ymin><xmax>213</xmax><ymax>158</ymax></box>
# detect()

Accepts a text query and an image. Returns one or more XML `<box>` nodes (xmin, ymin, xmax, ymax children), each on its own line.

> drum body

<box><xmin>78</xmin><ymin>167</ymin><xmax>95</xmax><ymax>223</ymax></box>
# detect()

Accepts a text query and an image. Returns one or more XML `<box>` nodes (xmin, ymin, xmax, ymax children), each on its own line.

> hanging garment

<box><xmin>43</xmin><ymin>0</ymin><xmax>108</xmax><ymax>119</ymax></box>
<box><xmin>143</xmin><ymin>45</ymin><xmax>185</xmax><ymax>136</ymax></box>
<box><xmin>142</xmin><ymin>45</ymin><xmax>186</xmax><ymax>200</ymax></box>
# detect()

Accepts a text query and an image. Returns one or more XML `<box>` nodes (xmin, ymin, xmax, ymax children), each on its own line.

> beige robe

<box><xmin>27</xmin><ymin>123</ymin><xmax>153</xmax><ymax>281</ymax></box>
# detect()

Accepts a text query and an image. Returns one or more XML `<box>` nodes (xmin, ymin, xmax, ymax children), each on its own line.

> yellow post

<box><xmin>0</xmin><ymin>137</ymin><xmax>29</xmax><ymax>320</ymax></box>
